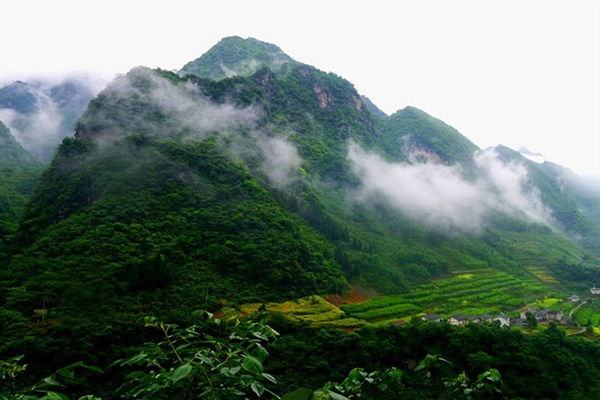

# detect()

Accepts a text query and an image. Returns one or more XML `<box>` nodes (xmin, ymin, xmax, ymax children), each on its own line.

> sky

<box><xmin>1</xmin><ymin>1</ymin><xmax>599</xmax><ymax>177</ymax></box>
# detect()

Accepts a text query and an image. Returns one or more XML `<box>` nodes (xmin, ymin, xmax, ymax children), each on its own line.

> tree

<box><xmin>525</xmin><ymin>312</ymin><xmax>538</xmax><ymax>328</ymax></box>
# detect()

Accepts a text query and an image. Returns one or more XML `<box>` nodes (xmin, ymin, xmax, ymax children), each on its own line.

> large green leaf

<box><xmin>281</xmin><ymin>388</ymin><xmax>313</xmax><ymax>400</ymax></box>
<box><xmin>170</xmin><ymin>364</ymin><xmax>192</xmax><ymax>383</ymax></box>
<box><xmin>242</xmin><ymin>355</ymin><xmax>263</xmax><ymax>374</ymax></box>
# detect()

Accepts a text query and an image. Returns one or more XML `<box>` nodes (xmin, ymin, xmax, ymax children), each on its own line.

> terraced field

<box><xmin>238</xmin><ymin>268</ymin><xmax>575</xmax><ymax>330</ymax></box>
<box><xmin>341</xmin><ymin>269</ymin><xmax>547</xmax><ymax>323</ymax></box>
<box><xmin>526</xmin><ymin>266</ymin><xmax>559</xmax><ymax>283</ymax></box>
<box><xmin>240</xmin><ymin>295</ymin><xmax>366</xmax><ymax>329</ymax></box>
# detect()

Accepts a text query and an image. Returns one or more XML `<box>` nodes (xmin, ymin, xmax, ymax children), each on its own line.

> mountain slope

<box><xmin>539</xmin><ymin>161</ymin><xmax>600</xmax><ymax>228</ymax></box>
<box><xmin>494</xmin><ymin>145</ymin><xmax>600</xmax><ymax>252</ymax></box>
<box><xmin>0</xmin><ymin>121</ymin><xmax>41</xmax><ymax>259</ymax></box>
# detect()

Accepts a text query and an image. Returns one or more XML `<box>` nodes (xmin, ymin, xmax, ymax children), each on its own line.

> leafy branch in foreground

<box><xmin>0</xmin><ymin>355</ymin><xmax>101</xmax><ymax>400</ymax></box>
<box><xmin>112</xmin><ymin>310</ymin><xmax>279</xmax><ymax>399</ymax></box>
<box><xmin>283</xmin><ymin>354</ymin><xmax>502</xmax><ymax>400</ymax></box>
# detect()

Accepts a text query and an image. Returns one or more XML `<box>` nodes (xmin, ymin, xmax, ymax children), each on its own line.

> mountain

<box><xmin>380</xmin><ymin>106</ymin><xmax>480</xmax><ymax>164</ymax></box>
<box><xmin>180</xmin><ymin>36</ymin><xmax>296</xmax><ymax>80</ymax></box>
<box><xmin>2</xmin><ymin>37</ymin><xmax>600</xmax><ymax>394</ymax></box>
<box><xmin>493</xmin><ymin>145</ymin><xmax>600</xmax><ymax>252</ymax></box>
<box><xmin>0</xmin><ymin>77</ymin><xmax>98</xmax><ymax>161</ymax></box>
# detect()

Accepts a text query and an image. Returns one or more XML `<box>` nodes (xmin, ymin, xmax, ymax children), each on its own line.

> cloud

<box><xmin>1</xmin><ymin>88</ymin><xmax>63</xmax><ymax>159</ymax></box>
<box><xmin>0</xmin><ymin>74</ymin><xmax>105</xmax><ymax>160</ymax></box>
<box><xmin>84</xmin><ymin>67</ymin><xmax>302</xmax><ymax>187</ymax></box>
<box><xmin>348</xmin><ymin>142</ymin><xmax>552</xmax><ymax>233</ymax></box>
<box><xmin>254</xmin><ymin>134</ymin><xmax>301</xmax><ymax>187</ymax></box>
<box><xmin>473</xmin><ymin>149</ymin><xmax>550</xmax><ymax>224</ymax></box>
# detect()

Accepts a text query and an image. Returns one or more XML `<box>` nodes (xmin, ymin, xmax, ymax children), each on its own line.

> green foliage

<box><xmin>0</xmin><ymin>121</ymin><xmax>42</xmax><ymax>261</ymax></box>
<box><xmin>267</xmin><ymin>321</ymin><xmax>600</xmax><ymax>399</ymax></box>
<box><xmin>0</xmin><ymin>355</ymin><xmax>102</xmax><ymax>400</ymax></box>
<box><xmin>525</xmin><ymin>312</ymin><xmax>538</xmax><ymax>328</ymax></box>
<box><xmin>113</xmin><ymin>311</ymin><xmax>279</xmax><ymax>399</ymax></box>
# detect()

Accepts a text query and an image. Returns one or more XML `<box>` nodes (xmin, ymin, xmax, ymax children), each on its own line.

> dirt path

<box><xmin>567</xmin><ymin>327</ymin><xmax>587</xmax><ymax>336</ymax></box>
<box><xmin>569</xmin><ymin>301</ymin><xmax>587</xmax><ymax>318</ymax></box>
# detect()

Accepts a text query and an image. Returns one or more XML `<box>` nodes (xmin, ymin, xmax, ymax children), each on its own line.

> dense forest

<box><xmin>1</xmin><ymin>36</ymin><xmax>600</xmax><ymax>399</ymax></box>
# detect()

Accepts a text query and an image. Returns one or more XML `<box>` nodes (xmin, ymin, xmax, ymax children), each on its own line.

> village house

<box><xmin>449</xmin><ymin>314</ymin><xmax>466</xmax><ymax>326</ymax></box>
<box><xmin>567</xmin><ymin>295</ymin><xmax>580</xmax><ymax>302</ymax></box>
<box><xmin>465</xmin><ymin>315</ymin><xmax>481</xmax><ymax>323</ymax></box>
<box><xmin>591</xmin><ymin>287</ymin><xmax>600</xmax><ymax>295</ymax></box>
<box><xmin>479</xmin><ymin>313</ymin><xmax>494</xmax><ymax>323</ymax></box>
<box><xmin>421</xmin><ymin>313</ymin><xmax>442</xmax><ymax>323</ymax></box>
<box><xmin>493</xmin><ymin>314</ymin><xmax>511</xmax><ymax>327</ymax></box>
<box><xmin>520</xmin><ymin>308</ymin><xmax>563</xmax><ymax>322</ymax></box>
<box><xmin>547</xmin><ymin>310</ymin><xmax>563</xmax><ymax>321</ymax></box>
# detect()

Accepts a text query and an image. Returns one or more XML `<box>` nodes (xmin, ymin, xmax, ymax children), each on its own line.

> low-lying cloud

<box><xmin>348</xmin><ymin>142</ymin><xmax>552</xmax><ymax>233</ymax></box>
<box><xmin>86</xmin><ymin>67</ymin><xmax>302</xmax><ymax>188</ymax></box>
<box><xmin>1</xmin><ymin>92</ymin><xmax>63</xmax><ymax>160</ymax></box>
<box><xmin>0</xmin><ymin>73</ymin><xmax>104</xmax><ymax>161</ymax></box>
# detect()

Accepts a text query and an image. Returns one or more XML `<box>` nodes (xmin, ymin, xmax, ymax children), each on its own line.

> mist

<box><xmin>0</xmin><ymin>73</ymin><xmax>106</xmax><ymax>161</ymax></box>
<box><xmin>85</xmin><ymin>67</ymin><xmax>302</xmax><ymax>188</ymax></box>
<box><xmin>348</xmin><ymin>142</ymin><xmax>552</xmax><ymax>233</ymax></box>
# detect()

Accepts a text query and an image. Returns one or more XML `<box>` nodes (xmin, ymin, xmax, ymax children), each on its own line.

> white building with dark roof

<box><xmin>493</xmin><ymin>314</ymin><xmax>511</xmax><ymax>327</ymax></box>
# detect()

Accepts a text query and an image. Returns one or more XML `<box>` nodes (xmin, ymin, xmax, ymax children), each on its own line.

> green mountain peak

<box><xmin>380</xmin><ymin>106</ymin><xmax>480</xmax><ymax>164</ymax></box>
<box><xmin>180</xmin><ymin>36</ymin><xmax>296</xmax><ymax>80</ymax></box>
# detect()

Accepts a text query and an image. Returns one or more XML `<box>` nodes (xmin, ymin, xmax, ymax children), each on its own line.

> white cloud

<box><xmin>348</xmin><ymin>142</ymin><xmax>552</xmax><ymax>233</ymax></box>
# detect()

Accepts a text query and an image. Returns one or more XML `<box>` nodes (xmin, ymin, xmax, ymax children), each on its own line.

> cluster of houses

<box><xmin>395</xmin><ymin>289</ymin><xmax>599</xmax><ymax>329</ymax></box>
<box><xmin>511</xmin><ymin>308</ymin><xmax>565</xmax><ymax>326</ymax></box>
<box><xmin>417</xmin><ymin>307</ymin><xmax>568</xmax><ymax>328</ymax></box>
<box><xmin>419</xmin><ymin>313</ymin><xmax>511</xmax><ymax>327</ymax></box>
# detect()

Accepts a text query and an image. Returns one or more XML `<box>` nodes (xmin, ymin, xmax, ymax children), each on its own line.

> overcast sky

<box><xmin>1</xmin><ymin>1</ymin><xmax>598</xmax><ymax>177</ymax></box>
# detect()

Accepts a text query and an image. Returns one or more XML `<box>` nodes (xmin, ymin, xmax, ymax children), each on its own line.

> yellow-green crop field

<box><xmin>239</xmin><ymin>268</ymin><xmax>598</xmax><ymax>334</ymax></box>
<box><xmin>240</xmin><ymin>295</ymin><xmax>366</xmax><ymax>329</ymax></box>
<box><xmin>340</xmin><ymin>268</ymin><xmax>546</xmax><ymax>323</ymax></box>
